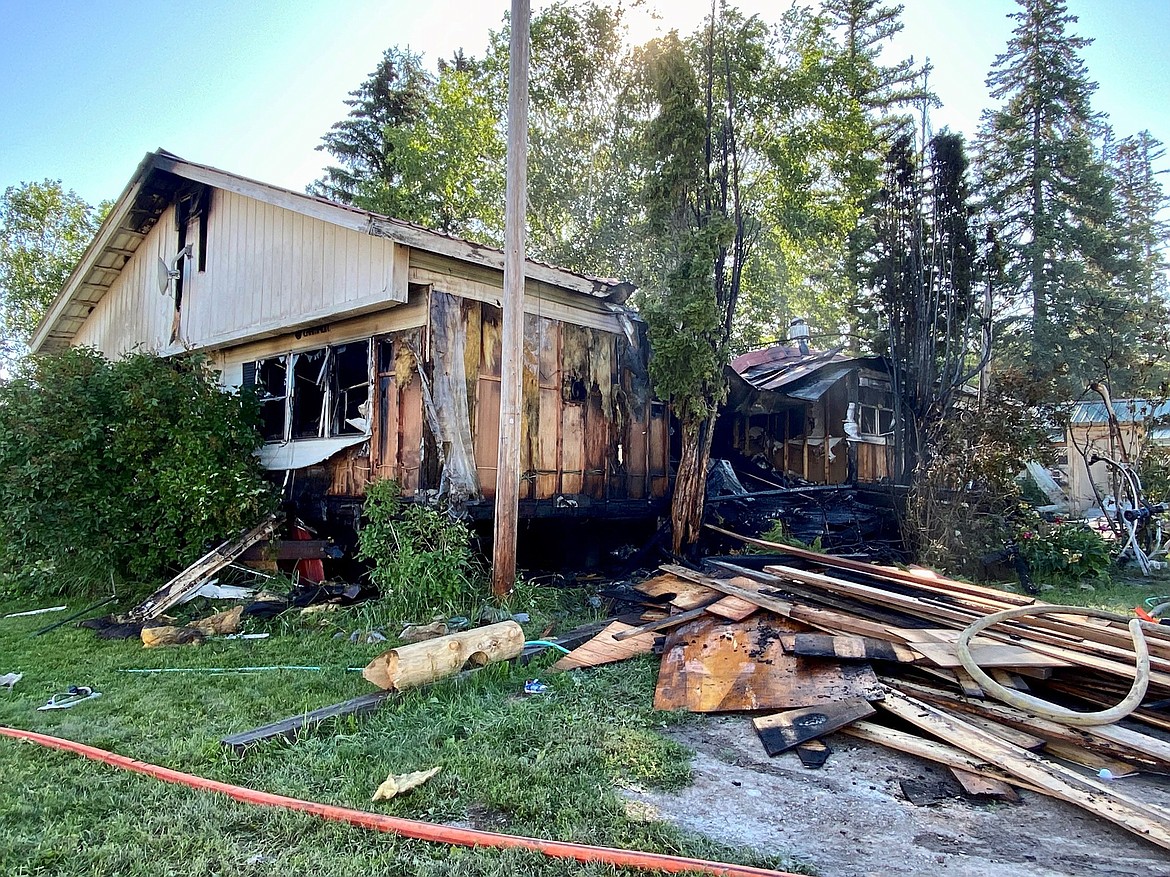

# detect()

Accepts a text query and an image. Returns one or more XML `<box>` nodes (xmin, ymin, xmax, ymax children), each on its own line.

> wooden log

<box><xmin>363</xmin><ymin>621</ymin><xmax>525</xmax><ymax>690</ymax></box>
<box><xmin>877</xmin><ymin>687</ymin><xmax>1170</xmax><ymax>851</ymax></box>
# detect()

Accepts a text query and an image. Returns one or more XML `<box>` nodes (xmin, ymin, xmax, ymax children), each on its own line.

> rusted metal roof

<box><xmin>729</xmin><ymin>342</ymin><xmax>891</xmax><ymax>401</ymax></box>
<box><xmin>730</xmin><ymin>343</ymin><xmax>850</xmax><ymax>393</ymax></box>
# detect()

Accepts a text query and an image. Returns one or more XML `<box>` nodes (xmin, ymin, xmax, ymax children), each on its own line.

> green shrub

<box><xmin>357</xmin><ymin>478</ymin><xmax>488</xmax><ymax>620</ymax></box>
<box><xmin>1018</xmin><ymin>521</ymin><xmax>1112</xmax><ymax>588</ymax></box>
<box><xmin>0</xmin><ymin>347</ymin><xmax>274</xmax><ymax>599</ymax></box>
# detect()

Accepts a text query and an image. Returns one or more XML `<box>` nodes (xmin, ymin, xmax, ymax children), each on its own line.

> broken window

<box><xmin>330</xmin><ymin>341</ymin><xmax>371</xmax><ymax>435</ymax></box>
<box><xmin>250</xmin><ymin>340</ymin><xmax>373</xmax><ymax>443</ymax></box>
<box><xmin>255</xmin><ymin>356</ymin><xmax>288</xmax><ymax>441</ymax></box>
<box><xmin>291</xmin><ymin>348</ymin><xmax>328</xmax><ymax>439</ymax></box>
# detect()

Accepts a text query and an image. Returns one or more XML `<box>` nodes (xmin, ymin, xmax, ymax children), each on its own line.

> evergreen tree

<box><xmin>308</xmin><ymin>48</ymin><xmax>434</xmax><ymax>212</ymax></box>
<box><xmin>975</xmin><ymin>0</ymin><xmax>1120</xmax><ymax>397</ymax></box>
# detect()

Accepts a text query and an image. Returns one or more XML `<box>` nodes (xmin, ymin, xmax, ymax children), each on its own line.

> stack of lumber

<box><xmin>552</xmin><ymin>528</ymin><xmax>1170</xmax><ymax>853</ymax></box>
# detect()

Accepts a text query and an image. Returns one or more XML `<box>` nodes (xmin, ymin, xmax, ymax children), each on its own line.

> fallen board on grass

<box><xmin>129</xmin><ymin>513</ymin><xmax>283</xmax><ymax>621</ymax></box>
<box><xmin>551</xmin><ymin>621</ymin><xmax>661</xmax><ymax>670</ymax></box>
<box><xmin>221</xmin><ymin>691</ymin><xmax>392</xmax><ymax>754</ymax></box>
<box><xmin>653</xmin><ymin>615</ymin><xmax>883</xmax><ymax>713</ymax></box>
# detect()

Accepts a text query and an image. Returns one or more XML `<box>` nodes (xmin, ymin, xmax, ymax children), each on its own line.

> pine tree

<box><xmin>308</xmin><ymin>48</ymin><xmax>433</xmax><ymax>210</ymax></box>
<box><xmin>975</xmin><ymin>0</ymin><xmax>1119</xmax><ymax>396</ymax></box>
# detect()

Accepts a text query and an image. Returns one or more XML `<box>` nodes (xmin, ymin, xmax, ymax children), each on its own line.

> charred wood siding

<box><xmin>343</xmin><ymin>288</ymin><xmax>667</xmax><ymax>512</ymax></box>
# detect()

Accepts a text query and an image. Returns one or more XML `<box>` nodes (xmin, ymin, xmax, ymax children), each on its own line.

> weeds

<box><xmin>358</xmin><ymin>480</ymin><xmax>489</xmax><ymax>622</ymax></box>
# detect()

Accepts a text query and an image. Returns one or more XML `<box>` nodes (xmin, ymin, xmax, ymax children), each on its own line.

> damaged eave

<box><xmin>29</xmin><ymin>151</ymin><xmax>159</xmax><ymax>354</ymax></box>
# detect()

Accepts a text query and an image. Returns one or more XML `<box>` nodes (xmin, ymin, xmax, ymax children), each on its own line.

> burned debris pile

<box><xmin>553</xmin><ymin>527</ymin><xmax>1170</xmax><ymax>853</ymax></box>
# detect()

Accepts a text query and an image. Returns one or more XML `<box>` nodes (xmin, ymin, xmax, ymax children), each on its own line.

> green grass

<box><xmin>0</xmin><ymin>597</ymin><xmax>805</xmax><ymax>877</ymax></box>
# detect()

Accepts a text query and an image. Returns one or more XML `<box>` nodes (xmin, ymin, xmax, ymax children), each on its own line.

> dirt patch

<box><xmin>623</xmin><ymin>716</ymin><xmax>1170</xmax><ymax>877</ymax></box>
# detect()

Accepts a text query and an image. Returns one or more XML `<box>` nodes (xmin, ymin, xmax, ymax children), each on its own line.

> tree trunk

<box><xmin>671</xmin><ymin>414</ymin><xmax>714</xmax><ymax>555</ymax></box>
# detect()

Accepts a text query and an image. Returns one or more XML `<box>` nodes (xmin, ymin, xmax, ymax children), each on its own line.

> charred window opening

<box><xmin>252</xmin><ymin>340</ymin><xmax>373</xmax><ymax>444</ymax></box>
<box><xmin>331</xmin><ymin>341</ymin><xmax>371</xmax><ymax>435</ymax></box>
<box><xmin>255</xmin><ymin>357</ymin><xmax>288</xmax><ymax>441</ymax></box>
<box><xmin>650</xmin><ymin>400</ymin><xmax>667</xmax><ymax>419</ymax></box>
<box><xmin>291</xmin><ymin>348</ymin><xmax>328</xmax><ymax>439</ymax></box>
<box><xmin>562</xmin><ymin>375</ymin><xmax>588</xmax><ymax>404</ymax></box>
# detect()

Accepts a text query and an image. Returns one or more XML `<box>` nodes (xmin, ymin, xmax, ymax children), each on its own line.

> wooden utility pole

<box><xmin>492</xmin><ymin>0</ymin><xmax>530</xmax><ymax>597</ymax></box>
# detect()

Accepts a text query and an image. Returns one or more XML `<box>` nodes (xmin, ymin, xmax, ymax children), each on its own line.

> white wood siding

<box><xmin>181</xmin><ymin>190</ymin><xmax>407</xmax><ymax>349</ymax></box>
<box><xmin>72</xmin><ymin>189</ymin><xmax>409</xmax><ymax>357</ymax></box>
<box><xmin>72</xmin><ymin>206</ymin><xmax>176</xmax><ymax>356</ymax></box>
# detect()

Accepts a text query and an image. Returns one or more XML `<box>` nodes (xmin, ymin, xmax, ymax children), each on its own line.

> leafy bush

<box><xmin>0</xmin><ymin>347</ymin><xmax>274</xmax><ymax>599</ymax></box>
<box><xmin>357</xmin><ymin>478</ymin><xmax>488</xmax><ymax>620</ymax></box>
<box><xmin>1018</xmin><ymin>522</ymin><xmax>1112</xmax><ymax>588</ymax></box>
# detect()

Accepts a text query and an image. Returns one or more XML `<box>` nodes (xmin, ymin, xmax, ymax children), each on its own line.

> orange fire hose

<box><xmin>0</xmin><ymin>726</ymin><xmax>801</xmax><ymax>877</ymax></box>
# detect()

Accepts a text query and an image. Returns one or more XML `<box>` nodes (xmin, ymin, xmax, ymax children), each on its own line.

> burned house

<box><xmin>30</xmin><ymin>150</ymin><xmax>669</xmax><ymax>543</ymax></box>
<box><xmin>715</xmin><ymin>342</ymin><xmax>902</xmax><ymax>487</ymax></box>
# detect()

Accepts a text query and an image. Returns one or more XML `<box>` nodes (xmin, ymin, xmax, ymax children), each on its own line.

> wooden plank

<box><xmin>706</xmin><ymin>524</ymin><xmax>1036</xmax><ymax>606</ymax></box>
<box><xmin>842</xmin><ymin>721</ymin><xmax>1045</xmax><ymax>794</ymax></box>
<box><xmin>958</xmin><ymin>714</ymin><xmax>1047</xmax><ymax>752</ymax></box>
<box><xmin>890</xmin><ymin>679</ymin><xmax>1170</xmax><ymax>770</ymax></box>
<box><xmin>877</xmin><ymin>687</ymin><xmax>1170</xmax><ymax>851</ymax></box>
<box><xmin>659</xmin><ymin>565</ymin><xmax>793</xmax><ymax>617</ymax></box>
<box><xmin>635</xmin><ymin>573</ymin><xmax>718</xmax><ymax>611</ymax></box>
<box><xmin>129</xmin><ymin>513</ymin><xmax>283</xmax><ymax>621</ymax></box>
<box><xmin>1042</xmin><ymin>740</ymin><xmax>1140</xmax><ymax>778</ymax></box>
<box><xmin>221</xmin><ymin>692</ymin><xmax>392</xmax><ymax>754</ymax></box>
<box><xmin>752</xmin><ymin>698</ymin><xmax>876</xmax><ymax>756</ymax></box>
<box><xmin>706</xmin><ymin>594</ymin><xmax>760</xmax><ymax>622</ymax></box>
<box><xmin>948</xmin><ymin>768</ymin><xmax>1022</xmax><ymax>803</ymax></box>
<box><xmin>611</xmin><ymin>605</ymin><xmax>714</xmax><ymax>641</ymax></box>
<box><xmin>908</xmin><ymin>640</ymin><xmax>1068</xmax><ymax>669</ymax></box>
<box><xmin>653</xmin><ymin>615</ymin><xmax>883</xmax><ymax>713</ymax></box>
<box><xmin>780</xmin><ymin>633</ymin><xmax>918</xmax><ymax>663</ymax></box>
<box><xmin>551</xmin><ymin>621</ymin><xmax>659</xmax><ymax>671</ymax></box>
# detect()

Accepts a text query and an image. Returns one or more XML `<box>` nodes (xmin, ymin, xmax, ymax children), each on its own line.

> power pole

<box><xmin>492</xmin><ymin>0</ymin><xmax>530</xmax><ymax>597</ymax></box>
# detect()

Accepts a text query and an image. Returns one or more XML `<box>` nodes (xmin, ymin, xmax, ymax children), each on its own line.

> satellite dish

<box><xmin>157</xmin><ymin>244</ymin><xmax>193</xmax><ymax>296</ymax></box>
<box><xmin>157</xmin><ymin>257</ymin><xmax>173</xmax><ymax>296</ymax></box>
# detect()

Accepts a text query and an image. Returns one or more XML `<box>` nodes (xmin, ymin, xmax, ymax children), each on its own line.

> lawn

<box><xmin>0</xmin><ymin>595</ymin><xmax>802</xmax><ymax>877</ymax></box>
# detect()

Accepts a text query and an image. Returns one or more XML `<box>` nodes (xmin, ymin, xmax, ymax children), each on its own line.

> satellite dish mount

<box><xmin>157</xmin><ymin>244</ymin><xmax>193</xmax><ymax>296</ymax></box>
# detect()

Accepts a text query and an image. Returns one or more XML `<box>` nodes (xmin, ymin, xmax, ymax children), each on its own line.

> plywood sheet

<box><xmin>635</xmin><ymin>574</ymin><xmax>718</xmax><ymax>610</ymax></box>
<box><xmin>551</xmin><ymin>621</ymin><xmax>659</xmax><ymax>671</ymax></box>
<box><xmin>653</xmin><ymin>616</ymin><xmax>883</xmax><ymax>713</ymax></box>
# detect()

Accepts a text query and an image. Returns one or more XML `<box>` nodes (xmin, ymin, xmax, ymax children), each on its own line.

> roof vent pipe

<box><xmin>788</xmin><ymin>317</ymin><xmax>810</xmax><ymax>356</ymax></box>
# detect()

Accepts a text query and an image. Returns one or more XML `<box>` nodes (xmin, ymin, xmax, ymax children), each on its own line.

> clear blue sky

<box><xmin>1</xmin><ymin>0</ymin><xmax>1167</xmax><ymax>206</ymax></box>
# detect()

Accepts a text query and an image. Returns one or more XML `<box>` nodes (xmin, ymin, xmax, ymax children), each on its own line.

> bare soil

<box><xmin>623</xmin><ymin>715</ymin><xmax>1170</xmax><ymax>877</ymax></box>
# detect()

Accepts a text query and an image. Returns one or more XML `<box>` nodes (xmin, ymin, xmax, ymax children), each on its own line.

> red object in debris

<box><xmin>292</xmin><ymin>522</ymin><xmax>325</xmax><ymax>584</ymax></box>
<box><xmin>1135</xmin><ymin>606</ymin><xmax>1158</xmax><ymax>624</ymax></box>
